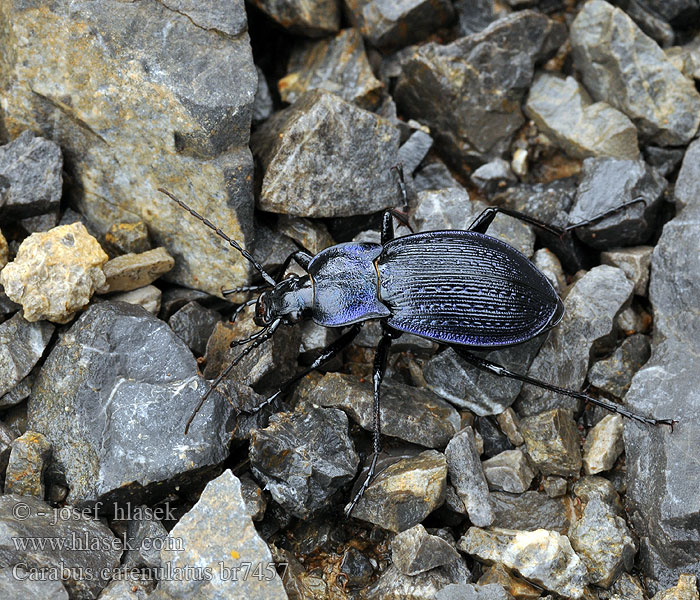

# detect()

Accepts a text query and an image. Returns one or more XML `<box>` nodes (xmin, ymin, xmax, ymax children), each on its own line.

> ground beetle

<box><xmin>159</xmin><ymin>170</ymin><xmax>675</xmax><ymax>517</ymax></box>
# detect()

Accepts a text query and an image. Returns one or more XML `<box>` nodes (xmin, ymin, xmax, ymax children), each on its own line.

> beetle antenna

<box><xmin>184</xmin><ymin>319</ymin><xmax>282</xmax><ymax>434</ymax></box>
<box><xmin>158</xmin><ymin>188</ymin><xmax>276</xmax><ymax>286</ymax></box>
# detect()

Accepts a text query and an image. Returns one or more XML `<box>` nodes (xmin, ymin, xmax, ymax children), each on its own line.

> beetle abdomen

<box><xmin>377</xmin><ymin>231</ymin><xmax>563</xmax><ymax>347</ymax></box>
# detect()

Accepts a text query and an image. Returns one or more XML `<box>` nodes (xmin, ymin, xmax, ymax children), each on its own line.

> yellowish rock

<box><xmin>101</xmin><ymin>247</ymin><xmax>174</xmax><ymax>293</ymax></box>
<box><xmin>0</xmin><ymin>230</ymin><xmax>8</xmax><ymax>269</ymax></box>
<box><xmin>0</xmin><ymin>222</ymin><xmax>108</xmax><ymax>323</ymax></box>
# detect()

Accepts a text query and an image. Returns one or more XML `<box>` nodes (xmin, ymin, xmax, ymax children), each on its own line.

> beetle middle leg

<box><xmin>345</xmin><ymin>324</ymin><xmax>402</xmax><ymax>518</ymax></box>
<box><xmin>453</xmin><ymin>348</ymin><xmax>677</xmax><ymax>428</ymax></box>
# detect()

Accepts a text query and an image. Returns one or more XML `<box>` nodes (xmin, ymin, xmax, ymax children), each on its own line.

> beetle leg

<box><xmin>453</xmin><ymin>349</ymin><xmax>677</xmax><ymax>429</ymax></box>
<box><xmin>276</xmin><ymin>250</ymin><xmax>313</xmax><ymax>281</ymax></box>
<box><xmin>239</xmin><ymin>323</ymin><xmax>363</xmax><ymax>415</ymax></box>
<box><xmin>468</xmin><ymin>206</ymin><xmax>567</xmax><ymax>237</ymax></box>
<box><xmin>345</xmin><ymin>327</ymin><xmax>396</xmax><ymax>518</ymax></box>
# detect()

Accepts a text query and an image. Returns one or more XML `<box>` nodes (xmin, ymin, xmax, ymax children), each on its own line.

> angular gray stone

<box><xmin>525</xmin><ymin>72</ymin><xmax>639</xmax><ymax>160</ymax></box>
<box><xmin>459</xmin><ymin>527</ymin><xmax>587</xmax><ymax>599</ymax></box>
<box><xmin>445</xmin><ymin>427</ymin><xmax>494</xmax><ymax>527</ymax></box>
<box><xmin>278</xmin><ymin>28</ymin><xmax>383</xmax><ymax>110</ymax></box>
<box><xmin>471</xmin><ymin>159</ymin><xmax>517</xmax><ymax>196</ymax></box>
<box><xmin>249</xmin><ymin>0</ymin><xmax>340</xmax><ymax>36</ymax></box>
<box><xmin>0</xmin><ymin>312</ymin><xmax>54</xmax><ymax>398</ymax></box>
<box><xmin>249</xmin><ymin>406</ymin><xmax>359</xmax><ymax>519</ymax></box>
<box><xmin>570</xmin><ymin>157</ymin><xmax>666</xmax><ymax>250</ymax></box>
<box><xmin>28</xmin><ymin>302</ymin><xmax>237</xmax><ymax>505</ymax></box>
<box><xmin>345</xmin><ymin>0</ymin><xmax>455</xmax><ymax>50</ymax></box>
<box><xmin>110</xmin><ymin>285</ymin><xmax>162</xmax><ymax>315</ymax></box>
<box><xmin>253</xmin><ymin>65</ymin><xmax>273</xmax><ymax>124</ymax></box>
<box><xmin>482</xmin><ymin>449</ymin><xmax>535</xmax><ymax>494</ymax></box>
<box><xmin>570</xmin><ymin>0</ymin><xmax>700</xmax><ymax>146</ymax></box>
<box><xmin>601</xmin><ymin>246</ymin><xmax>654</xmax><ymax>296</ymax></box>
<box><xmin>391</xmin><ymin>524</ymin><xmax>461</xmax><ymax>575</ymax></box>
<box><xmin>532</xmin><ymin>248</ymin><xmax>566</xmax><ymax>295</ymax></box>
<box><xmin>588</xmin><ymin>333</ymin><xmax>651</xmax><ymax>399</ymax></box>
<box><xmin>490</xmin><ymin>491</ymin><xmax>573</xmax><ymax>534</ymax></box>
<box><xmin>572</xmin><ymin>475</ymin><xmax>624</xmax><ymax>515</ymax></box>
<box><xmin>569</xmin><ymin>495</ymin><xmax>637</xmax><ymax>588</ymax></box>
<box><xmin>583</xmin><ymin>414</ymin><xmax>624</xmax><ymax>475</ymax></box>
<box><xmin>365</xmin><ymin>560</ymin><xmax>472</xmax><ymax>600</ymax></box>
<box><xmin>516</xmin><ymin>265</ymin><xmax>633</xmax><ymax>416</ymax></box>
<box><xmin>168</xmin><ymin>300</ymin><xmax>220</xmax><ymax>356</ymax></box>
<box><xmin>251</xmin><ymin>90</ymin><xmax>400</xmax><ymax>217</ymax></box>
<box><xmin>542</xmin><ymin>476</ymin><xmax>567</xmax><ymax>498</ymax></box>
<box><xmin>100</xmin><ymin>247</ymin><xmax>174</xmax><ymax>293</ymax></box>
<box><xmin>350</xmin><ymin>450</ymin><xmax>447</xmax><ymax>532</ymax></box>
<box><xmin>394</xmin><ymin>11</ymin><xmax>565</xmax><ymax>173</ymax></box>
<box><xmin>0</xmin><ymin>495</ymin><xmax>122</xmax><ymax>600</ymax></box>
<box><xmin>103</xmin><ymin>221</ymin><xmax>151</xmax><ymax>256</ymax></box>
<box><xmin>0</xmin><ymin>131</ymin><xmax>62</xmax><ymax>219</ymax></box>
<box><xmin>1</xmin><ymin>1</ymin><xmax>258</xmax><ymax>296</ymax></box>
<box><xmin>151</xmin><ymin>470</ymin><xmax>287</xmax><ymax>600</ymax></box>
<box><xmin>0</xmin><ymin>567</ymin><xmax>69</xmax><ymax>600</ymax></box>
<box><xmin>495</xmin><ymin>407</ymin><xmax>524</xmax><ymax>447</ymax></box>
<box><xmin>399</xmin><ymin>129</ymin><xmax>434</xmax><ymax>175</ymax></box>
<box><xmin>437</xmin><ymin>582</ymin><xmax>514</xmax><ymax>600</ymax></box>
<box><xmin>520</xmin><ymin>409</ymin><xmax>582</xmax><ymax>477</ymax></box>
<box><xmin>304</xmin><ymin>372</ymin><xmax>460</xmax><ymax>449</ymax></box>
<box><xmin>122</xmin><ymin>506</ymin><xmax>168</xmax><ymax>569</ymax></box>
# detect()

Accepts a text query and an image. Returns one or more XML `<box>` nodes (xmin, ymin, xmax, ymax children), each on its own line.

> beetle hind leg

<box><xmin>453</xmin><ymin>348</ymin><xmax>677</xmax><ymax>429</ymax></box>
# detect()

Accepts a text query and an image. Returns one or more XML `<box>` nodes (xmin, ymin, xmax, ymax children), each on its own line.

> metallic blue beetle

<box><xmin>159</xmin><ymin>178</ymin><xmax>674</xmax><ymax>517</ymax></box>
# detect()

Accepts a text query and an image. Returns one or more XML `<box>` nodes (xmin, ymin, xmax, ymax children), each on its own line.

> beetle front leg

<box><xmin>344</xmin><ymin>327</ymin><xmax>396</xmax><ymax>518</ymax></box>
<box><xmin>453</xmin><ymin>348</ymin><xmax>677</xmax><ymax>429</ymax></box>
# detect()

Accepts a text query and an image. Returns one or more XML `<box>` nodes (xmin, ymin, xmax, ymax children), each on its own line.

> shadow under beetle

<box><xmin>158</xmin><ymin>169</ymin><xmax>675</xmax><ymax>517</ymax></box>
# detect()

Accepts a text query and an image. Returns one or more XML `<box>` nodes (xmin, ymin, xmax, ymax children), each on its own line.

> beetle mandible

<box><xmin>158</xmin><ymin>169</ymin><xmax>675</xmax><ymax>517</ymax></box>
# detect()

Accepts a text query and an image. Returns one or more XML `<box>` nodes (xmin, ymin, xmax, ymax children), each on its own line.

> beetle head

<box><xmin>254</xmin><ymin>275</ymin><xmax>312</xmax><ymax>327</ymax></box>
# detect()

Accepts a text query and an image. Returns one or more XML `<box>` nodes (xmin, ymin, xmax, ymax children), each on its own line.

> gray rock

<box><xmin>28</xmin><ymin>302</ymin><xmax>237</xmax><ymax>505</ymax></box>
<box><xmin>304</xmin><ymin>372</ymin><xmax>460</xmax><ymax>449</ymax></box>
<box><xmin>445</xmin><ymin>427</ymin><xmax>494</xmax><ymax>527</ymax></box>
<box><xmin>636</xmin><ymin>0</ymin><xmax>700</xmax><ymax>25</ymax></box>
<box><xmin>122</xmin><ymin>506</ymin><xmax>168</xmax><ymax>569</ymax></box>
<box><xmin>394</xmin><ymin>11</ymin><xmax>565</xmax><ymax>173</ymax></box>
<box><xmin>475</xmin><ymin>417</ymin><xmax>513</xmax><ymax>459</ymax></box>
<box><xmin>0</xmin><ymin>567</ymin><xmax>69</xmax><ymax>600</ymax></box>
<box><xmin>168</xmin><ymin>300</ymin><xmax>220</xmax><ymax>356</ymax></box>
<box><xmin>365</xmin><ymin>560</ymin><xmax>472</xmax><ymax>600</ymax></box>
<box><xmin>110</xmin><ymin>285</ymin><xmax>162</xmax><ymax>315</ymax></box>
<box><xmin>520</xmin><ymin>409</ymin><xmax>582</xmax><ymax>477</ymax></box>
<box><xmin>570</xmin><ymin>157</ymin><xmax>666</xmax><ymax>250</ymax></box>
<box><xmin>0</xmin><ymin>421</ymin><xmax>17</xmax><ymax>475</ymax></box>
<box><xmin>0</xmin><ymin>223</ymin><xmax>108</xmax><ymax>323</ymax></box>
<box><xmin>239</xmin><ymin>474</ymin><xmax>267</xmax><ymax>521</ymax></box>
<box><xmin>490</xmin><ymin>491</ymin><xmax>573</xmax><ymax>534</ymax></box>
<box><xmin>572</xmin><ymin>475</ymin><xmax>624</xmax><ymax>515</ymax></box>
<box><xmin>103</xmin><ymin>221</ymin><xmax>151</xmax><ymax>256</ymax></box>
<box><xmin>414</xmin><ymin>161</ymin><xmax>461</xmax><ymax>192</ymax></box>
<box><xmin>2</xmin><ymin>1</ymin><xmax>259</xmax><ymax>296</ymax></box>
<box><xmin>601</xmin><ymin>246</ymin><xmax>654</xmax><ymax>296</ymax></box>
<box><xmin>650</xmin><ymin>574</ymin><xmax>700</xmax><ymax>600</ymax></box>
<box><xmin>391</xmin><ymin>523</ymin><xmax>461</xmax><ymax>575</ymax></box>
<box><xmin>97</xmin><ymin>576</ymin><xmax>155</xmax><ymax>600</ymax></box>
<box><xmin>542</xmin><ymin>476</ymin><xmax>567</xmax><ymax>498</ymax></box>
<box><xmin>0</xmin><ymin>131</ymin><xmax>62</xmax><ymax>219</ymax></box>
<box><xmin>425</xmin><ymin>339</ymin><xmax>543</xmax><ymax>416</ymax></box>
<box><xmin>151</xmin><ymin>470</ymin><xmax>286</xmax><ymax>600</ymax></box>
<box><xmin>279</xmin><ymin>28</ymin><xmax>383</xmax><ymax>110</ymax></box>
<box><xmin>277</xmin><ymin>215</ymin><xmax>335</xmax><ymax>256</ymax></box>
<box><xmin>398</xmin><ymin>129</ymin><xmax>434</xmax><ymax>175</ymax></box>
<box><xmin>570</xmin><ymin>0</ymin><xmax>700</xmax><ymax>145</ymax></box>
<box><xmin>532</xmin><ymin>248</ymin><xmax>566</xmax><ymax>295</ymax></box>
<box><xmin>569</xmin><ymin>495</ymin><xmax>637</xmax><ymax>588</ymax></box>
<box><xmin>0</xmin><ymin>495</ymin><xmax>122</xmax><ymax>600</ymax></box>
<box><xmin>525</xmin><ymin>72</ymin><xmax>639</xmax><ymax>160</ymax></box>
<box><xmin>339</xmin><ymin>547</ymin><xmax>375</xmax><ymax>588</ymax></box>
<box><xmin>623</xmin><ymin>0</ymin><xmax>675</xmax><ymax>48</ymax></box>
<box><xmin>495</xmin><ymin>407</ymin><xmax>524</xmax><ymax>447</ymax></box>
<box><xmin>482</xmin><ymin>449</ymin><xmax>535</xmax><ymax>494</ymax></box>
<box><xmin>5</xmin><ymin>431</ymin><xmax>51</xmax><ymax>498</ymax></box>
<box><xmin>251</xmin><ymin>90</ymin><xmax>400</xmax><ymax>217</ymax></box>
<box><xmin>453</xmin><ymin>0</ymin><xmax>508</xmax><ymax>36</ymax></box>
<box><xmin>249</xmin><ymin>406</ymin><xmax>359</xmax><ymax>519</ymax></box>
<box><xmin>471</xmin><ymin>159</ymin><xmax>517</xmax><ymax>196</ymax></box>
<box><xmin>437</xmin><ymin>582</ymin><xmax>514</xmax><ymax>600</ymax></box>
<box><xmin>588</xmin><ymin>333</ymin><xmax>651</xmax><ymax>398</ymax></box>
<box><xmin>610</xmin><ymin>572</ymin><xmax>647</xmax><ymax>600</ymax></box>
<box><xmin>644</xmin><ymin>145</ymin><xmax>686</xmax><ymax>177</ymax></box>
<box><xmin>459</xmin><ymin>527</ymin><xmax>587</xmax><ymax>599</ymax></box>
<box><xmin>345</xmin><ymin>0</ymin><xmax>455</xmax><ymax>50</ymax></box>
<box><xmin>350</xmin><ymin>449</ymin><xmax>447</xmax><ymax>532</ymax></box>
<box><xmin>516</xmin><ymin>265</ymin><xmax>633</xmax><ymax>416</ymax></box>
<box><xmin>0</xmin><ymin>312</ymin><xmax>54</xmax><ymax>398</ymax></box>
<box><xmin>674</xmin><ymin>137</ymin><xmax>700</xmax><ymax>212</ymax></box>
<box><xmin>249</xmin><ymin>0</ymin><xmax>340</xmax><ymax>36</ymax></box>
<box><xmin>253</xmin><ymin>65</ymin><xmax>273</xmax><ymax>124</ymax></box>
